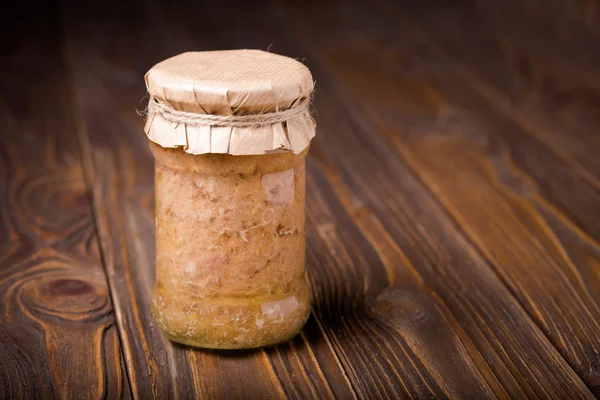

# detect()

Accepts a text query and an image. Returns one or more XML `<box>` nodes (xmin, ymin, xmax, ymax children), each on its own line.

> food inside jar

<box><xmin>150</xmin><ymin>143</ymin><xmax>311</xmax><ymax>349</ymax></box>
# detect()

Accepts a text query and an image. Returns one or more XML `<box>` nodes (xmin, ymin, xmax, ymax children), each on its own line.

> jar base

<box><xmin>161</xmin><ymin>327</ymin><xmax>305</xmax><ymax>350</ymax></box>
<box><xmin>151</xmin><ymin>290</ymin><xmax>311</xmax><ymax>350</ymax></box>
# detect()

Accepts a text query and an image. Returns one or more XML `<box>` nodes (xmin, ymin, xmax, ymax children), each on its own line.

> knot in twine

<box><xmin>146</xmin><ymin>96</ymin><xmax>310</xmax><ymax>128</ymax></box>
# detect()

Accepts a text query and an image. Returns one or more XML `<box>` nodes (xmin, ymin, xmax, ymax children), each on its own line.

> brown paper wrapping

<box><xmin>144</xmin><ymin>50</ymin><xmax>315</xmax><ymax>155</ymax></box>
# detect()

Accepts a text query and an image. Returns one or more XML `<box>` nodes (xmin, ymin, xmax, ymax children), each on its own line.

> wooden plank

<box><xmin>60</xmin><ymin>0</ymin><xmax>356</xmax><ymax>398</ymax></box>
<box><xmin>392</xmin><ymin>0</ymin><xmax>600</xmax><ymax>189</ymax></box>
<box><xmin>371</xmin><ymin>1</ymin><xmax>600</xmax><ymax>394</ymax></box>
<box><xmin>0</xmin><ymin>7</ymin><xmax>129</xmax><ymax>399</ymax></box>
<box><xmin>272</xmin><ymin>0</ymin><xmax>600</xmax><ymax>395</ymax></box>
<box><xmin>255</xmin><ymin>0</ymin><xmax>596</xmax><ymax>397</ymax></box>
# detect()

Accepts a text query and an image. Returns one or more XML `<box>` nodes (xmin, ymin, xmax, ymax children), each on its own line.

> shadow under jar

<box><xmin>143</xmin><ymin>50</ymin><xmax>316</xmax><ymax>349</ymax></box>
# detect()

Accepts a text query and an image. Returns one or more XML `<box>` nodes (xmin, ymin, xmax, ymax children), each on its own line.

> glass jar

<box><xmin>144</xmin><ymin>50</ymin><xmax>315</xmax><ymax>349</ymax></box>
<box><xmin>150</xmin><ymin>143</ymin><xmax>311</xmax><ymax>349</ymax></box>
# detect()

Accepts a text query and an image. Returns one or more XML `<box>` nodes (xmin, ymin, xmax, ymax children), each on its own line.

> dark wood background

<box><xmin>2</xmin><ymin>0</ymin><xmax>600</xmax><ymax>398</ymax></box>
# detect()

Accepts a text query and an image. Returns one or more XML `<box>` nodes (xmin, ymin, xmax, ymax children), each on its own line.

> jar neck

<box><xmin>150</xmin><ymin>142</ymin><xmax>308</xmax><ymax>176</ymax></box>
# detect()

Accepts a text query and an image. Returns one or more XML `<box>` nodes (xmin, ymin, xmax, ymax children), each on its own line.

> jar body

<box><xmin>150</xmin><ymin>143</ymin><xmax>311</xmax><ymax>349</ymax></box>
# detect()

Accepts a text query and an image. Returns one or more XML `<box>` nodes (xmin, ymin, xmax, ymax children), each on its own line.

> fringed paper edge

<box><xmin>144</xmin><ymin>110</ymin><xmax>316</xmax><ymax>155</ymax></box>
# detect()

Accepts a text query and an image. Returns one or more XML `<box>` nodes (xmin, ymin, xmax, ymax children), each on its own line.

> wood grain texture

<box><xmin>400</xmin><ymin>0</ymin><xmax>600</xmax><ymax>192</ymax></box>
<box><xmin>0</xmin><ymin>6</ymin><xmax>129</xmax><ymax>399</ymax></box>
<box><xmin>60</xmin><ymin>0</ymin><xmax>356</xmax><ymax>398</ymax></box>
<box><xmin>269</xmin><ymin>0</ymin><xmax>600</xmax><ymax>396</ymax></box>
<box><xmin>3</xmin><ymin>0</ymin><xmax>600</xmax><ymax>397</ymax></box>
<box><xmin>366</xmin><ymin>1</ymin><xmax>600</xmax><ymax>395</ymax></box>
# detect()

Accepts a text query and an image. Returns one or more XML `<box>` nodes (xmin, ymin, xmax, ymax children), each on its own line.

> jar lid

<box><xmin>144</xmin><ymin>50</ymin><xmax>315</xmax><ymax>155</ymax></box>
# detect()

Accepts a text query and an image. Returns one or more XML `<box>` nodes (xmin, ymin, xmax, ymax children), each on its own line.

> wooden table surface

<box><xmin>2</xmin><ymin>0</ymin><xmax>600</xmax><ymax>398</ymax></box>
